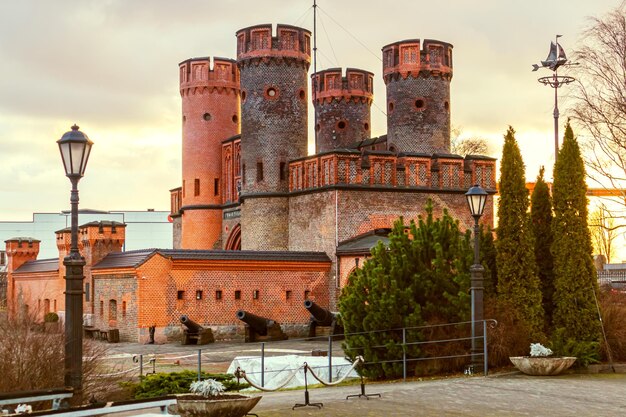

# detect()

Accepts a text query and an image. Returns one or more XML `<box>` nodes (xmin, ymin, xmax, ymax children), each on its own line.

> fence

<box><xmin>97</xmin><ymin>319</ymin><xmax>497</xmax><ymax>387</ymax></box>
<box><xmin>597</xmin><ymin>270</ymin><xmax>626</xmax><ymax>290</ymax></box>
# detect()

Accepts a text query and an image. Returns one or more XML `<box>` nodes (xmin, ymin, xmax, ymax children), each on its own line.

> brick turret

<box><xmin>236</xmin><ymin>24</ymin><xmax>311</xmax><ymax>250</ymax></box>
<box><xmin>5</xmin><ymin>237</ymin><xmax>40</xmax><ymax>317</ymax></box>
<box><xmin>179</xmin><ymin>57</ymin><xmax>240</xmax><ymax>249</ymax></box>
<box><xmin>383</xmin><ymin>39</ymin><xmax>453</xmax><ymax>154</ymax></box>
<box><xmin>312</xmin><ymin>68</ymin><xmax>374</xmax><ymax>153</ymax></box>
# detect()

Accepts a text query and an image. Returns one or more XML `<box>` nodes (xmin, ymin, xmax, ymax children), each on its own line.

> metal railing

<box><xmin>97</xmin><ymin>319</ymin><xmax>497</xmax><ymax>386</ymax></box>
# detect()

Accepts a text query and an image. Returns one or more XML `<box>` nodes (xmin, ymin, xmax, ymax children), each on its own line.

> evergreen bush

<box><xmin>339</xmin><ymin>201</ymin><xmax>474</xmax><ymax>379</ymax></box>
<box><xmin>123</xmin><ymin>370</ymin><xmax>248</xmax><ymax>399</ymax></box>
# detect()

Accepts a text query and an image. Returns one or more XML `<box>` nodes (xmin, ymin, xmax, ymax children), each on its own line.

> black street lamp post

<box><xmin>465</xmin><ymin>184</ymin><xmax>487</xmax><ymax>371</ymax></box>
<box><xmin>57</xmin><ymin>124</ymin><xmax>93</xmax><ymax>391</ymax></box>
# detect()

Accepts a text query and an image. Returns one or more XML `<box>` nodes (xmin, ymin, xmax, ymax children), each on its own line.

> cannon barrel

<box><xmin>180</xmin><ymin>315</ymin><xmax>203</xmax><ymax>333</ymax></box>
<box><xmin>236</xmin><ymin>310</ymin><xmax>274</xmax><ymax>336</ymax></box>
<box><xmin>304</xmin><ymin>300</ymin><xmax>335</xmax><ymax>326</ymax></box>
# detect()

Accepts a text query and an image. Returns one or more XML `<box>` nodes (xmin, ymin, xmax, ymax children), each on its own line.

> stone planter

<box><xmin>509</xmin><ymin>356</ymin><xmax>577</xmax><ymax>376</ymax></box>
<box><xmin>175</xmin><ymin>394</ymin><xmax>262</xmax><ymax>417</ymax></box>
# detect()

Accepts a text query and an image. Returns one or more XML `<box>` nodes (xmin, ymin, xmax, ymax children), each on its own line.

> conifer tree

<box><xmin>495</xmin><ymin>126</ymin><xmax>544</xmax><ymax>338</ymax></box>
<box><xmin>530</xmin><ymin>167</ymin><xmax>555</xmax><ymax>328</ymax></box>
<box><xmin>339</xmin><ymin>202</ymin><xmax>473</xmax><ymax>379</ymax></box>
<box><xmin>551</xmin><ymin>123</ymin><xmax>600</xmax><ymax>349</ymax></box>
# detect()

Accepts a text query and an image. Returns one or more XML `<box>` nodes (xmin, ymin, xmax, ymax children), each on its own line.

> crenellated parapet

<box><xmin>236</xmin><ymin>24</ymin><xmax>311</xmax><ymax>68</ymax></box>
<box><xmin>289</xmin><ymin>151</ymin><xmax>495</xmax><ymax>192</ymax></box>
<box><xmin>312</xmin><ymin>68</ymin><xmax>374</xmax><ymax>104</ymax></box>
<box><xmin>179</xmin><ymin>57</ymin><xmax>240</xmax><ymax>96</ymax></box>
<box><xmin>382</xmin><ymin>39</ymin><xmax>453</xmax><ymax>83</ymax></box>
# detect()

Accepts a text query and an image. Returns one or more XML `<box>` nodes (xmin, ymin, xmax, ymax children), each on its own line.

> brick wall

<box><xmin>288</xmin><ymin>188</ymin><xmax>494</xmax><ymax>308</ymax></box>
<box><xmin>241</xmin><ymin>197</ymin><xmax>289</xmax><ymax>251</ymax></box>
<box><xmin>92</xmin><ymin>273</ymin><xmax>138</xmax><ymax>342</ymax></box>
<box><xmin>13</xmin><ymin>271</ymin><xmax>63</xmax><ymax>321</ymax></box>
<box><xmin>92</xmin><ymin>252</ymin><xmax>331</xmax><ymax>343</ymax></box>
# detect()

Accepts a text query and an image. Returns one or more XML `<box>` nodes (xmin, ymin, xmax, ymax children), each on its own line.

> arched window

<box><xmin>109</xmin><ymin>299</ymin><xmax>117</xmax><ymax>321</ymax></box>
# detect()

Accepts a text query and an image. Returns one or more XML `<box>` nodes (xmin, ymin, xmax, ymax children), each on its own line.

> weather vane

<box><xmin>532</xmin><ymin>35</ymin><xmax>577</xmax><ymax>163</ymax></box>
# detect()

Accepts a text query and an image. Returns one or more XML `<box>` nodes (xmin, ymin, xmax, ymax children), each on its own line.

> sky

<box><xmin>0</xmin><ymin>0</ymin><xmax>621</xmax><ymax>222</ymax></box>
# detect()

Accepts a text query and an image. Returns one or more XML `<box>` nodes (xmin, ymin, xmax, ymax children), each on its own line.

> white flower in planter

<box><xmin>189</xmin><ymin>379</ymin><xmax>226</xmax><ymax>397</ymax></box>
<box><xmin>530</xmin><ymin>343</ymin><xmax>553</xmax><ymax>357</ymax></box>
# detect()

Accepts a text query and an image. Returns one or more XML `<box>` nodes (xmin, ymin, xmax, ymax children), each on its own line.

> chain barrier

<box><xmin>234</xmin><ymin>364</ymin><xmax>303</xmax><ymax>391</ymax></box>
<box><xmin>306</xmin><ymin>356</ymin><xmax>363</xmax><ymax>386</ymax></box>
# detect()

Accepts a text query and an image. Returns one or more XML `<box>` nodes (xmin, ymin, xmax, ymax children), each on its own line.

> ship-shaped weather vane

<box><xmin>532</xmin><ymin>35</ymin><xmax>577</xmax><ymax>163</ymax></box>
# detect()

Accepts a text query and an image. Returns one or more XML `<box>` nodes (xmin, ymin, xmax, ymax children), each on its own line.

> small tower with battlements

<box><xmin>179</xmin><ymin>57</ymin><xmax>240</xmax><ymax>249</ymax></box>
<box><xmin>237</xmin><ymin>24</ymin><xmax>311</xmax><ymax>250</ymax></box>
<box><xmin>383</xmin><ymin>39</ymin><xmax>453</xmax><ymax>154</ymax></box>
<box><xmin>312</xmin><ymin>68</ymin><xmax>374</xmax><ymax>153</ymax></box>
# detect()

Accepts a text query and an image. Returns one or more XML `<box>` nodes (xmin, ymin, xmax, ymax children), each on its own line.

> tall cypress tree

<box><xmin>530</xmin><ymin>167</ymin><xmax>555</xmax><ymax>328</ymax></box>
<box><xmin>496</xmin><ymin>126</ymin><xmax>544</xmax><ymax>338</ymax></box>
<box><xmin>551</xmin><ymin>123</ymin><xmax>600</xmax><ymax>346</ymax></box>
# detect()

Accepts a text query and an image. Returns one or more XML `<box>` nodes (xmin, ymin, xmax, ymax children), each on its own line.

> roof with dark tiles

<box><xmin>336</xmin><ymin>228</ymin><xmax>391</xmax><ymax>255</ymax></box>
<box><xmin>14</xmin><ymin>258</ymin><xmax>58</xmax><ymax>274</ymax></box>
<box><xmin>92</xmin><ymin>249</ymin><xmax>331</xmax><ymax>270</ymax></box>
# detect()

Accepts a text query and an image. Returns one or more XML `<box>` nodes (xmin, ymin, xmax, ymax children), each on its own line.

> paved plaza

<box><xmin>102</xmin><ymin>340</ymin><xmax>626</xmax><ymax>416</ymax></box>
<box><xmin>251</xmin><ymin>372</ymin><xmax>626</xmax><ymax>416</ymax></box>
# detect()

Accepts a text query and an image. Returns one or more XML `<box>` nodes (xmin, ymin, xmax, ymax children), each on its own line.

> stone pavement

<box><xmin>251</xmin><ymin>373</ymin><xmax>626</xmax><ymax>417</ymax></box>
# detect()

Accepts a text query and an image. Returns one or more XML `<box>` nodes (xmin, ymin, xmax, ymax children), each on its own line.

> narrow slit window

<box><xmin>214</xmin><ymin>178</ymin><xmax>219</xmax><ymax>196</ymax></box>
<box><xmin>257</xmin><ymin>162</ymin><xmax>264</xmax><ymax>182</ymax></box>
<box><xmin>280</xmin><ymin>162</ymin><xmax>286</xmax><ymax>181</ymax></box>
<box><xmin>194</xmin><ymin>179</ymin><xmax>200</xmax><ymax>196</ymax></box>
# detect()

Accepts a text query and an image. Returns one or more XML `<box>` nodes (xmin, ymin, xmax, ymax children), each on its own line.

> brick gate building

<box><xmin>6</xmin><ymin>22</ymin><xmax>495</xmax><ymax>343</ymax></box>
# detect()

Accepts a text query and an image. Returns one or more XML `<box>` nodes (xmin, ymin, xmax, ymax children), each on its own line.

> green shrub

<box><xmin>43</xmin><ymin>312</ymin><xmax>59</xmax><ymax>323</ymax></box>
<box><xmin>122</xmin><ymin>370</ymin><xmax>248</xmax><ymax>399</ymax></box>
<box><xmin>549</xmin><ymin>328</ymin><xmax>600</xmax><ymax>368</ymax></box>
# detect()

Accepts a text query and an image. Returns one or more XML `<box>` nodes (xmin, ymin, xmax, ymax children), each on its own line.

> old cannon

<box><xmin>180</xmin><ymin>315</ymin><xmax>214</xmax><ymax>345</ymax></box>
<box><xmin>304</xmin><ymin>300</ymin><xmax>344</xmax><ymax>339</ymax></box>
<box><xmin>236</xmin><ymin>310</ymin><xmax>287</xmax><ymax>343</ymax></box>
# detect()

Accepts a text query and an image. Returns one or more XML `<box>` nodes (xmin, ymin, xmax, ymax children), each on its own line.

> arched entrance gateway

<box><xmin>225</xmin><ymin>224</ymin><xmax>241</xmax><ymax>250</ymax></box>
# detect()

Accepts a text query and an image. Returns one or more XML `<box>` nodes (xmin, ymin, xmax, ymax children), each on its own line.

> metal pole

<box><xmin>197</xmin><ymin>349</ymin><xmax>202</xmax><ymax>381</ymax></box>
<box><xmin>313</xmin><ymin>0</ymin><xmax>318</xmax><ymax>153</ymax></box>
<box><xmin>483</xmin><ymin>320</ymin><xmax>488</xmax><ymax>376</ymax></box>
<box><xmin>261</xmin><ymin>342</ymin><xmax>265</xmax><ymax>387</ymax></box>
<box><xmin>470</xmin><ymin>216</ymin><xmax>484</xmax><ymax>369</ymax></box>
<box><xmin>553</xmin><ymin>71</ymin><xmax>559</xmax><ymax>162</ymax></box>
<box><xmin>139</xmin><ymin>354</ymin><xmax>143</xmax><ymax>378</ymax></box>
<box><xmin>328</xmin><ymin>335</ymin><xmax>333</xmax><ymax>383</ymax></box>
<box><xmin>64</xmin><ymin>176</ymin><xmax>85</xmax><ymax>391</ymax></box>
<box><xmin>402</xmin><ymin>327</ymin><xmax>407</xmax><ymax>382</ymax></box>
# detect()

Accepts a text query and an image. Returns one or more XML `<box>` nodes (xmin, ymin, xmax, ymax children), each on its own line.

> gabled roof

<box><xmin>336</xmin><ymin>229</ymin><xmax>391</xmax><ymax>256</ymax></box>
<box><xmin>92</xmin><ymin>249</ymin><xmax>158</xmax><ymax>270</ymax></box>
<box><xmin>92</xmin><ymin>249</ymin><xmax>331</xmax><ymax>270</ymax></box>
<box><xmin>157</xmin><ymin>249</ymin><xmax>331</xmax><ymax>263</ymax></box>
<box><xmin>14</xmin><ymin>258</ymin><xmax>58</xmax><ymax>274</ymax></box>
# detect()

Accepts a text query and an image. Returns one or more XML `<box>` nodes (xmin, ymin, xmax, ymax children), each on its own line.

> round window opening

<box><xmin>203</xmin><ymin>113</ymin><xmax>212</xmax><ymax>121</ymax></box>
<box><xmin>232</xmin><ymin>114</ymin><xmax>238</xmax><ymax>123</ymax></box>
<box><xmin>299</xmin><ymin>89</ymin><xmax>306</xmax><ymax>100</ymax></box>
<box><xmin>415</xmin><ymin>99</ymin><xmax>425</xmax><ymax>110</ymax></box>
<box><xmin>266</xmin><ymin>87</ymin><xmax>277</xmax><ymax>97</ymax></box>
<box><xmin>337</xmin><ymin>121</ymin><xmax>347</xmax><ymax>130</ymax></box>
<box><xmin>315</xmin><ymin>123</ymin><xmax>321</xmax><ymax>132</ymax></box>
<box><xmin>444</xmin><ymin>101</ymin><xmax>450</xmax><ymax>111</ymax></box>
<box><xmin>241</xmin><ymin>91</ymin><xmax>247</xmax><ymax>101</ymax></box>
<box><xmin>364</xmin><ymin>122</ymin><xmax>369</xmax><ymax>131</ymax></box>
<box><xmin>388</xmin><ymin>102</ymin><xmax>394</xmax><ymax>112</ymax></box>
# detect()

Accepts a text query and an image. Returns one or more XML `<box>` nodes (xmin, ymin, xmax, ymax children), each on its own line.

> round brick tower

<box><xmin>236</xmin><ymin>24</ymin><xmax>311</xmax><ymax>251</ymax></box>
<box><xmin>312</xmin><ymin>68</ymin><xmax>374</xmax><ymax>153</ymax></box>
<box><xmin>383</xmin><ymin>39</ymin><xmax>453</xmax><ymax>154</ymax></box>
<box><xmin>179</xmin><ymin>57</ymin><xmax>240</xmax><ymax>249</ymax></box>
